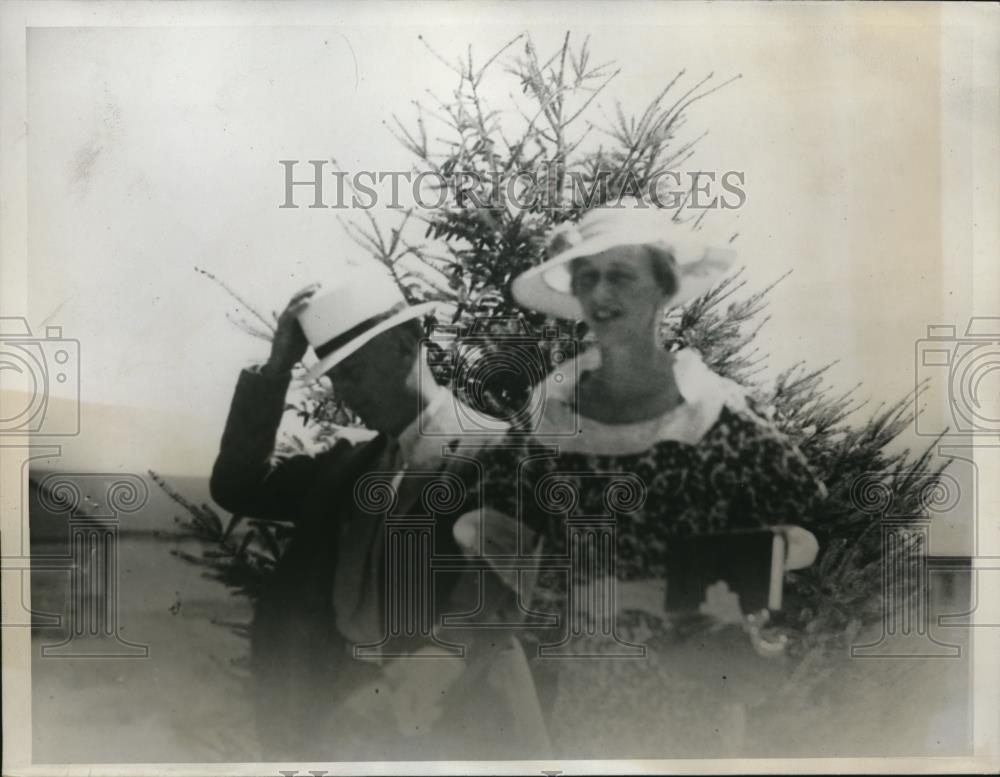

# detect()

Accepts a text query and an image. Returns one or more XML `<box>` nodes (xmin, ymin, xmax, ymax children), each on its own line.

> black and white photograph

<box><xmin>1</xmin><ymin>1</ymin><xmax>998</xmax><ymax>774</ymax></box>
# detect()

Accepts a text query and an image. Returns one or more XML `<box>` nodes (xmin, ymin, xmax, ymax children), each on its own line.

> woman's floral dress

<box><xmin>457</xmin><ymin>349</ymin><xmax>827</xmax><ymax>758</ymax></box>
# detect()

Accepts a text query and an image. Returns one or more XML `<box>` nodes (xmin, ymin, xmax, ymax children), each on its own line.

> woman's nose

<box><xmin>590</xmin><ymin>275</ymin><xmax>615</xmax><ymax>304</ymax></box>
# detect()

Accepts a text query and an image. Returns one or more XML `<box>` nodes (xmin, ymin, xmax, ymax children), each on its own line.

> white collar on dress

<box><xmin>532</xmin><ymin>347</ymin><xmax>748</xmax><ymax>455</ymax></box>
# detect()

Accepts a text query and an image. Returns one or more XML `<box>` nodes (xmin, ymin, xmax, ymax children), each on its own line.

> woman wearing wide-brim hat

<box><xmin>452</xmin><ymin>199</ymin><xmax>827</xmax><ymax>757</ymax></box>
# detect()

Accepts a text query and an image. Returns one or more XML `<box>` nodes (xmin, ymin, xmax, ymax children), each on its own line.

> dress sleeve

<box><xmin>715</xmin><ymin>407</ymin><xmax>828</xmax><ymax>530</ymax></box>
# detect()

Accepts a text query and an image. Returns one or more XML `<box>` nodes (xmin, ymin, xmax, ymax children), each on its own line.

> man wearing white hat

<box><xmin>210</xmin><ymin>265</ymin><xmax>549</xmax><ymax>760</ymax></box>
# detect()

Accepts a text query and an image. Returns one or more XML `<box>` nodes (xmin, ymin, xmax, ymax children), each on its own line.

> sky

<box><xmin>7</xmin><ymin>2</ymin><xmax>996</xmax><ymax>553</ymax></box>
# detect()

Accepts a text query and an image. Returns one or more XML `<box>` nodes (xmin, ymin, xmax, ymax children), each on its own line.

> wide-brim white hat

<box><xmin>299</xmin><ymin>266</ymin><xmax>439</xmax><ymax>381</ymax></box>
<box><xmin>511</xmin><ymin>201</ymin><xmax>736</xmax><ymax>320</ymax></box>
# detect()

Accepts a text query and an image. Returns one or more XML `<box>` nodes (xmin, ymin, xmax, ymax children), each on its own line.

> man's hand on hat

<box><xmin>262</xmin><ymin>284</ymin><xmax>320</xmax><ymax>377</ymax></box>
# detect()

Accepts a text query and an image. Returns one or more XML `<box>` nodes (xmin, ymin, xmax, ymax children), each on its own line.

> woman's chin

<box><xmin>587</xmin><ymin>316</ymin><xmax>618</xmax><ymax>330</ymax></box>
<box><xmin>589</xmin><ymin>319</ymin><xmax>638</xmax><ymax>342</ymax></box>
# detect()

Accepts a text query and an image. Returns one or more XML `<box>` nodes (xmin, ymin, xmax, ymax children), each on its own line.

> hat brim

<box><xmin>303</xmin><ymin>301</ymin><xmax>440</xmax><ymax>381</ymax></box>
<box><xmin>511</xmin><ymin>234</ymin><xmax>735</xmax><ymax>320</ymax></box>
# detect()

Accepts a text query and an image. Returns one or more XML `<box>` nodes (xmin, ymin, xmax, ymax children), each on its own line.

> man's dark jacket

<box><xmin>210</xmin><ymin>367</ymin><xmax>549</xmax><ymax>760</ymax></box>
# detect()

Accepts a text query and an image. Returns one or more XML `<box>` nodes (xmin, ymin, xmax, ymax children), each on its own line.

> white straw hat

<box><xmin>299</xmin><ymin>265</ymin><xmax>437</xmax><ymax>381</ymax></box>
<box><xmin>511</xmin><ymin>200</ymin><xmax>736</xmax><ymax>320</ymax></box>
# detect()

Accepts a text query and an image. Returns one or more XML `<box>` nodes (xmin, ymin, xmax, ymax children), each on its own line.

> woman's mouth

<box><xmin>592</xmin><ymin>306</ymin><xmax>623</xmax><ymax>323</ymax></box>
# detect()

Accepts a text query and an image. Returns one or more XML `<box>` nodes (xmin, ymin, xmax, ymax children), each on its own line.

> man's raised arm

<box><xmin>210</xmin><ymin>285</ymin><xmax>348</xmax><ymax>521</ymax></box>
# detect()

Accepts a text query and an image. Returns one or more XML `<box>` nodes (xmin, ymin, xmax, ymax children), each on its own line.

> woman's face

<box><xmin>571</xmin><ymin>244</ymin><xmax>672</xmax><ymax>342</ymax></box>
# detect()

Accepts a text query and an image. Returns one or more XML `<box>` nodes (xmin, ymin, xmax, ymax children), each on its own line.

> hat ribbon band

<box><xmin>313</xmin><ymin>300</ymin><xmax>411</xmax><ymax>360</ymax></box>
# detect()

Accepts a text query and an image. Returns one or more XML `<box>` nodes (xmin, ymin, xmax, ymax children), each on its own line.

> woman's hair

<box><xmin>646</xmin><ymin>245</ymin><xmax>679</xmax><ymax>298</ymax></box>
<box><xmin>569</xmin><ymin>244</ymin><xmax>679</xmax><ymax>298</ymax></box>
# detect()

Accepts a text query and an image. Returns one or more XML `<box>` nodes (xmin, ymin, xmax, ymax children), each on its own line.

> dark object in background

<box><xmin>666</xmin><ymin>529</ymin><xmax>787</xmax><ymax>615</ymax></box>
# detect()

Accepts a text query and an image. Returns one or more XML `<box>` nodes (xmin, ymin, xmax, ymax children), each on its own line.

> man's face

<box><xmin>325</xmin><ymin>327</ymin><xmax>420</xmax><ymax>435</ymax></box>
